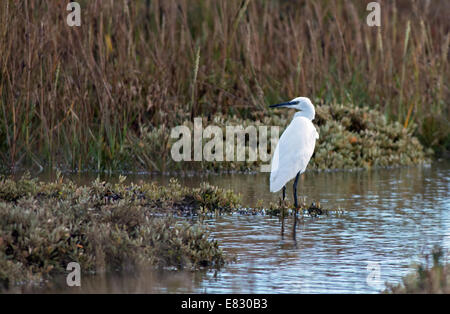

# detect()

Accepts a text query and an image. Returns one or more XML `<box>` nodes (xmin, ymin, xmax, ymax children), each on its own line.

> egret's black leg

<box><xmin>292</xmin><ymin>171</ymin><xmax>301</xmax><ymax>241</ymax></box>
<box><xmin>293</xmin><ymin>171</ymin><xmax>300</xmax><ymax>208</ymax></box>
<box><xmin>282</xmin><ymin>186</ymin><xmax>286</xmax><ymax>201</ymax></box>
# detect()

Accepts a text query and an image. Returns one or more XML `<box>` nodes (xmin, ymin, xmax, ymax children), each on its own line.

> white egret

<box><xmin>269</xmin><ymin>97</ymin><xmax>319</xmax><ymax>208</ymax></box>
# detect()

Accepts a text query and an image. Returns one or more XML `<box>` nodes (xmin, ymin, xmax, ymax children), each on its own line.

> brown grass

<box><xmin>0</xmin><ymin>0</ymin><xmax>448</xmax><ymax>171</ymax></box>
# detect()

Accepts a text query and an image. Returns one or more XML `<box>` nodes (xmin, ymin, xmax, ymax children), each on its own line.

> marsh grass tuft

<box><xmin>385</xmin><ymin>245</ymin><xmax>449</xmax><ymax>294</ymax></box>
<box><xmin>128</xmin><ymin>103</ymin><xmax>431</xmax><ymax>173</ymax></box>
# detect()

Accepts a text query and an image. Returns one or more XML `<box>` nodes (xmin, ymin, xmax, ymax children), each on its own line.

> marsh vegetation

<box><xmin>0</xmin><ymin>0</ymin><xmax>448</xmax><ymax>294</ymax></box>
<box><xmin>0</xmin><ymin>0</ymin><xmax>448</xmax><ymax>172</ymax></box>
<box><xmin>385</xmin><ymin>245</ymin><xmax>449</xmax><ymax>294</ymax></box>
<box><xmin>0</xmin><ymin>173</ymin><xmax>242</xmax><ymax>290</ymax></box>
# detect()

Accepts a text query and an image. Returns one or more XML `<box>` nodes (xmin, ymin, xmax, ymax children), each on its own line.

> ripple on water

<box><xmin>33</xmin><ymin>162</ymin><xmax>450</xmax><ymax>294</ymax></box>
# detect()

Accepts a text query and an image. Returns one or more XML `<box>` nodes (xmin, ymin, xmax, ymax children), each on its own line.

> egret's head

<box><xmin>270</xmin><ymin>97</ymin><xmax>315</xmax><ymax>120</ymax></box>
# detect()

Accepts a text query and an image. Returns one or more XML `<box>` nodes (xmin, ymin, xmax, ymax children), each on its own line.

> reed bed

<box><xmin>0</xmin><ymin>0</ymin><xmax>448</xmax><ymax>172</ymax></box>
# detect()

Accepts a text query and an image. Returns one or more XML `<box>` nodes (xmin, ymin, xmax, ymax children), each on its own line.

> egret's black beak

<box><xmin>269</xmin><ymin>100</ymin><xmax>299</xmax><ymax>108</ymax></box>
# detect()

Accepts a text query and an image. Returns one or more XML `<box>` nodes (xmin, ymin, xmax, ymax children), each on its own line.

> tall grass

<box><xmin>0</xmin><ymin>0</ymin><xmax>448</xmax><ymax>171</ymax></box>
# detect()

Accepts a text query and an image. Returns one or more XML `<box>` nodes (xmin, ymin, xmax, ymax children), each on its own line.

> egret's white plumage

<box><xmin>269</xmin><ymin>97</ymin><xmax>319</xmax><ymax>193</ymax></box>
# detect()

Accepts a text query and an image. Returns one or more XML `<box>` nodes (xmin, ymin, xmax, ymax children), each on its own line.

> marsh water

<box><xmin>21</xmin><ymin>161</ymin><xmax>450</xmax><ymax>293</ymax></box>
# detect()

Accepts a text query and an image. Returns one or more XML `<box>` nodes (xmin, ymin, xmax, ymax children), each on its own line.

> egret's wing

<box><xmin>270</xmin><ymin>117</ymin><xmax>317</xmax><ymax>192</ymax></box>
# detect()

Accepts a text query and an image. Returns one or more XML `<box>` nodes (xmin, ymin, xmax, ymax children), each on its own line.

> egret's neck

<box><xmin>294</xmin><ymin>108</ymin><xmax>315</xmax><ymax>121</ymax></box>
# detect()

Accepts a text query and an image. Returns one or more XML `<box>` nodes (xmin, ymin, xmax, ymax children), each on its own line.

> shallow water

<box><xmin>20</xmin><ymin>162</ymin><xmax>450</xmax><ymax>293</ymax></box>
